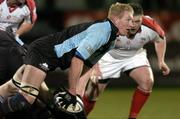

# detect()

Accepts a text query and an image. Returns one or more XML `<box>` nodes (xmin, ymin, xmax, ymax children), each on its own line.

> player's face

<box><xmin>129</xmin><ymin>15</ymin><xmax>143</xmax><ymax>35</ymax></box>
<box><xmin>8</xmin><ymin>0</ymin><xmax>26</xmax><ymax>6</ymax></box>
<box><xmin>116</xmin><ymin>11</ymin><xmax>134</xmax><ymax>36</ymax></box>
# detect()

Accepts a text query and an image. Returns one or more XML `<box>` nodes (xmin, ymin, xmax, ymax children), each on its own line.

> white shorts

<box><xmin>98</xmin><ymin>50</ymin><xmax>150</xmax><ymax>79</ymax></box>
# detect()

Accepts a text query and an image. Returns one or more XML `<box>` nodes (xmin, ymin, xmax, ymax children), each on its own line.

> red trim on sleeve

<box><xmin>26</xmin><ymin>0</ymin><xmax>37</xmax><ymax>23</ymax></box>
<box><xmin>142</xmin><ymin>16</ymin><xmax>165</xmax><ymax>38</ymax></box>
<box><xmin>0</xmin><ymin>0</ymin><xmax>5</xmax><ymax>4</ymax></box>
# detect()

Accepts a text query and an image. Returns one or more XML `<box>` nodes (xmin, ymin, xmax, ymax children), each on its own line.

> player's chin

<box><xmin>121</xmin><ymin>30</ymin><xmax>129</xmax><ymax>36</ymax></box>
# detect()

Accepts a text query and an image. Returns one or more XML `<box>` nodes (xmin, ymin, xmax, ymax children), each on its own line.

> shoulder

<box><xmin>26</xmin><ymin>0</ymin><xmax>36</xmax><ymax>11</ymax></box>
<box><xmin>142</xmin><ymin>16</ymin><xmax>165</xmax><ymax>38</ymax></box>
<box><xmin>26</xmin><ymin>0</ymin><xmax>37</xmax><ymax>23</ymax></box>
<box><xmin>88</xmin><ymin>20</ymin><xmax>112</xmax><ymax>33</ymax></box>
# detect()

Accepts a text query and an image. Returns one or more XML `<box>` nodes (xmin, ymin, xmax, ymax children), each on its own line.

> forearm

<box><xmin>68</xmin><ymin>57</ymin><xmax>84</xmax><ymax>95</ymax></box>
<box><xmin>155</xmin><ymin>39</ymin><xmax>166</xmax><ymax>63</ymax></box>
<box><xmin>76</xmin><ymin>68</ymin><xmax>93</xmax><ymax>97</ymax></box>
<box><xmin>15</xmin><ymin>22</ymin><xmax>34</xmax><ymax>36</ymax></box>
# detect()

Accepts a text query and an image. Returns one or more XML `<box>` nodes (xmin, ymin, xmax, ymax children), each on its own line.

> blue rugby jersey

<box><xmin>53</xmin><ymin>18</ymin><xmax>118</xmax><ymax>67</ymax></box>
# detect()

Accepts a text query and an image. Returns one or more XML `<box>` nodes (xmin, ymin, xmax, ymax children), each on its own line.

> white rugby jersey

<box><xmin>109</xmin><ymin>16</ymin><xmax>165</xmax><ymax>59</ymax></box>
<box><xmin>0</xmin><ymin>0</ymin><xmax>37</xmax><ymax>33</ymax></box>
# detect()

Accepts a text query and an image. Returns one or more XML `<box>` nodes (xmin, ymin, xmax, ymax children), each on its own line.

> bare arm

<box><xmin>154</xmin><ymin>37</ymin><xmax>170</xmax><ymax>75</ymax></box>
<box><xmin>154</xmin><ymin>37</ymin><xmax>166</xmax><ymax>63</ymax></box>
<box><xmin>15</xmin><ymin>22</ymin><xmax>34</xmax><ymax>36</ymax></box>
<box><xmin>68</xmin><ymin>56</ymin><xmax>84</xmax><ymax>95</ymax></box>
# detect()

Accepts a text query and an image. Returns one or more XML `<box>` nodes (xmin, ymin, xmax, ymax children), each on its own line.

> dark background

<box><xmin>22</xmin><ymin>0</ymin><xmax>180</xmax><ymax>88</ymax></box>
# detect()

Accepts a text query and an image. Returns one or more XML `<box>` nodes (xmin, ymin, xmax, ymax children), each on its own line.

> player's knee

<box><xmin>139</xmin><ymin>77</ymin><xmax>154</xmax><ymax>91</ymax></box>
<box><xmin>19</xmin><ymin>84</ymin><xmax>39</xmax><ymax>104</ymax></box>
<box><xmin>1</xmin><ymin>93</ymin><xmax>31</xmax><ymax>115</ymax></box>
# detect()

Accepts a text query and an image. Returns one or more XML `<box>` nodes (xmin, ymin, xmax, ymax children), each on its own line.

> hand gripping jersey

<box><xmin>0</xmin><ymin>0</ymin><xmax>37</xmax><ymax>33</ymax></box>
<box><xmin>108</xmin><ymin>16</ymin><xmax>165</xmax><ymax>59</ymax></box>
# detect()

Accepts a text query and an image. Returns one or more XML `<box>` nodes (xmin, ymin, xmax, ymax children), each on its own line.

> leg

<box><xmin>80</xmin><ymin>65</ymin><xmax>108</xmax><ymax>115</ymax></box>
<box><xmin>38</xmin><ymin>81</ymin><xmax>53</xmax><ymax>103</ymax></box>
<box><xmin>0</xmin><ymin>65</ymin><xmax>46</xmax><ymax>117</ymax></box>
<box><xmin>83</xmin><ymin>78</ymin><xmax>107</xmax><ymax>115</ymax></box>
<box><xmin>128</xmin><ymin>66</ymin><xmax>154</xmax><ymax>119</ymax></box>
<box><xmin>19</xmin><ymin>65</ymin><xmax>47</xmax><ymax>104</ymax></box>
<box><xmin>0</xmin><ymin>64</ymin><xmax>51</xmax><ymax>105</ymax></box>
<box><xmin>0</xmin><ymin>65</ymin><xmax>25</xmax><ymax>98</ymax></box>
<box><xmin>79</xmin><ymin>53</ymin><xmax>122</xmax><ymax>115</ymax></box>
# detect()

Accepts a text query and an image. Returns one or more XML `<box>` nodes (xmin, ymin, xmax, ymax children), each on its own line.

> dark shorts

<box><xmin>0</xmin><ymin>30</ymin><xmax>24</xmax><ymax>84</ymax></box>
<box><xmin>24</xmin><ymin>35</ymin><xmax>74</xmax><ymax>73</ymax></box>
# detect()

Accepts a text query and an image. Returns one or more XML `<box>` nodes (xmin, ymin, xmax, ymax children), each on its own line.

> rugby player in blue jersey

<box><xmin>0</xmin><ymin>2</ymin><xmax>133</xmax><ymax>119</ymax></box>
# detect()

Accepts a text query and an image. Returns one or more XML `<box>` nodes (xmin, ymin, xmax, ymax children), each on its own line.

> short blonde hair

<box><xmin>108</xmin><ymin>2</ymin><xmax>133</xmax><ymax>18</ymax></box>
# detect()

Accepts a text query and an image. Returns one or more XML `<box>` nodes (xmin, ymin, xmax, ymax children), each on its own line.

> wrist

<box><xmin>158</xmin><ymin>60</ymin><xmax>165</xmax><ymax>64</ymax></box>
<box><xmin>68</xmin><ymin>89</ymin><xmax>76</xmax><ymax>96</ymax></box>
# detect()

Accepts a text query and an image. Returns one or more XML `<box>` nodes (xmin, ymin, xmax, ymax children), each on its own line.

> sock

<box><xmin>82</xmin><ymin>95</ymin><xmax>96</xmax><ymax>115</ymax></box>
<box><xmin>129</xmin><ymin>88</ymin><xmax>150</xmax><ymax>118</ymax></box>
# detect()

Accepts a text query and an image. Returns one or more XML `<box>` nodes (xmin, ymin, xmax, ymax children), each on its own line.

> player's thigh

<box><xmin>129</xmin><ymin>66</ymin><xmax>154</xmax><ymax>88</ymax></box>
<box><xmin>21</xmin><ymin>65</ymin><xmax>47</xmax><ymax>89</ymax></box>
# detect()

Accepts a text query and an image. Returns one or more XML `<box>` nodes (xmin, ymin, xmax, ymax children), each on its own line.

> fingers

<box><xmin>162</xmin><ymin>69</ymin><xmax>170</xmax><ymax>76</ymax></box>
<box><xmin>161</xmin><ymin>66</ymin><xmax>170</xmax><ymax>76</ymax></box>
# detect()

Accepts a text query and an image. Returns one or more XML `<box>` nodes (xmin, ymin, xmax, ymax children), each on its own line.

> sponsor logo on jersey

<box><xmin>39</xmin><ymin>62</ymin><xmax>49</xmax><ymax>71</ymax></box>
<box><xmin>86</xmin><ymin>46</ymin><xmax>94</xmax><ymax>55</ymax></box>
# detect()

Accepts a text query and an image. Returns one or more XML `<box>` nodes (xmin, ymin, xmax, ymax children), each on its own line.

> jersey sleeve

<box><xmin>75</xmin><ymin>22</ymin><xmax>111</xmax><ymax>60</ymax></box>
<box><xmin>26</xmin><ymin>0</ymin><xmax>37</xmax><ymax>23</ymax></box>
<box><xmin>142</xmin><ymin>16</ymin><xmax>165</xmax><ymax>39</ymax></box>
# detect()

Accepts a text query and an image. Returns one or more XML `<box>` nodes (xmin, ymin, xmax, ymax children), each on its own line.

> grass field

<box><xmin>88</xmin><ymin>87</ymin><xmax>180</xmax><ymax>119</ymax></box>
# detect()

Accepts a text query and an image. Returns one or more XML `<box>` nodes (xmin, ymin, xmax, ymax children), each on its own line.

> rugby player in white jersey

<box><xmin>0</xmin><ymin>0</ymin><xmax>37</xmax><ymax>84</ymax></box>
<box><xmin>77</xmin><ymin>3</ymin><xmax>170</xmax><ymax>119</ymax></box>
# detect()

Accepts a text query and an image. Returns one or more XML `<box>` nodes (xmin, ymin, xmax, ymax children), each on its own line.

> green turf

<box><xmin>88</xmin><ymin>87</ymin><xmax>180</xmax><ymax>119</ymax></box>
